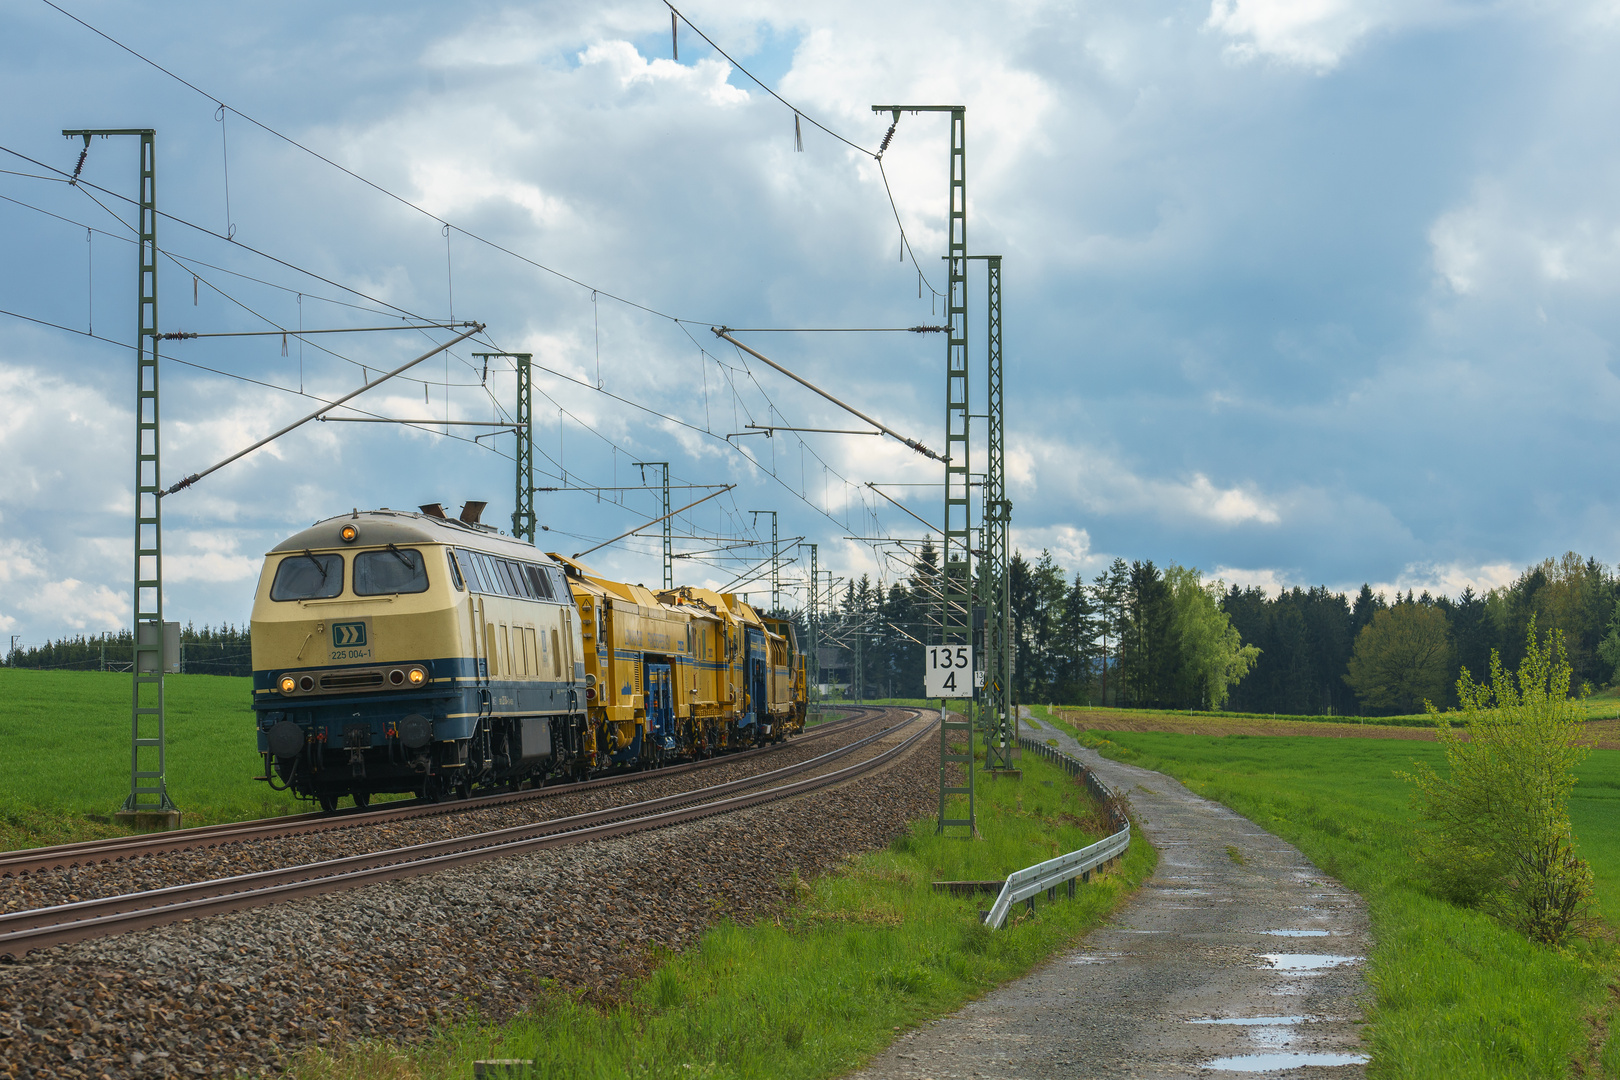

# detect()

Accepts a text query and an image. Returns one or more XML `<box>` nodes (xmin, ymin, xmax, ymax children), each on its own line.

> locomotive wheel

<box><xmin>317</xmin><ymin>792</ymin><xmax>340</xmax><ymax>814</ymax></box>
<box><xmin>353</xmin><ymin>792</ymin><xmax>371</xmax><ymax>809</ymax></box>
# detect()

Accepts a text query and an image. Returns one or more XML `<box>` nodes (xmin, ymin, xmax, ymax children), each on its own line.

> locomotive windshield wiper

<box><xmin>385</xmin><ymin>543</ymin><xmax>416</xmax><ymax>569</ymax></box>
<box><xmin>300</xmin><ymin>549</ymin><xmax>328</xmax><ymax>581</ymax></box>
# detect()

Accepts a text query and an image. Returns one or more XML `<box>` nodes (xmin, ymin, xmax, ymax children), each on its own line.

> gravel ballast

<box><xmin>0</xmin><ymin>719</ymin><xmax>935</xmax><ymax>1078</ymax></box>
<box><xmin>2</xmin><ymin>715</ymin><xmax>901</xmax><ymax>916</ymax></box>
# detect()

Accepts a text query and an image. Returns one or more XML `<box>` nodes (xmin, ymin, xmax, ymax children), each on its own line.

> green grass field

<box><xmin>289</xmin><ymin>741</ymin><xmax>1154</xmax><ymax>1080</ymax></box>
<box><xmin>0</xmin><ymin>669</ymin><xmax>299</xmax><ymax>849</ymax></box>
<box><xmin>1071</xmin><ymin>723</ymin><xmax>1620</xmax><ymax>1077</ymax></box>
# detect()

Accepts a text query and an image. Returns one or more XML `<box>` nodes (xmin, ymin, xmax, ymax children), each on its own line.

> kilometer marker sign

<box><xmin>925</xmin><ymin>644</ymin><xmax>974</xmax><ymax>699</ymax></box>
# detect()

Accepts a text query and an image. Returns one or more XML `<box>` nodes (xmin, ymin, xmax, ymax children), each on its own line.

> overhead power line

<box><xmin>38</xmin><ymin>0</ymin><xmax>721</xmax><ymax>327</ymax></box>
<box><xmin>662</xmin><ymin>1</ymin><xmax>943</xmax><ymax>299</ymax></box>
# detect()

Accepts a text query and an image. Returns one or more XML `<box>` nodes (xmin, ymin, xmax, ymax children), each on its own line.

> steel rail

<box><xmin>0</xmin><ymin>707</ymin><xmax>881</xmax><ymax>878</ymax></box>
<box><xmin>0</xmin><ymin>709</ymin><xmax>931</xmax><ymax>958</ymax></box>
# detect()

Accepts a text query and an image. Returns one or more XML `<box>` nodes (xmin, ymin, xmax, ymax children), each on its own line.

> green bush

<box><xmin>1406</xmin><ymin>620</ymin><xmax>1595</xmax><ymax>945</ymax></box>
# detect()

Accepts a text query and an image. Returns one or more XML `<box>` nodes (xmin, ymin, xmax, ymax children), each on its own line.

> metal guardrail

<box><xmin>982</xmin><ymin>736</ymin><xmax>1131</xmax><ymax>930</ymax></box>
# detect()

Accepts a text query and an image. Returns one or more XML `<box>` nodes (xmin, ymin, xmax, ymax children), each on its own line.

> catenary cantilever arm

<box><xmin>712</xmin><ymin>328</ymin><xmax>944</xmax><ymax>463</ymax></box>
<box><xmin>161</xmin><ymin>324</ymin><xmax>485</xmax><ymax>496</ymax></box>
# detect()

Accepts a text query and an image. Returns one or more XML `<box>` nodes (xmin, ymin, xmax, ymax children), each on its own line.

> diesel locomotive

<box><xmin>251</xmin><ymin>505</ymin><xmax>807</xmax><ymax>811</ymax></box>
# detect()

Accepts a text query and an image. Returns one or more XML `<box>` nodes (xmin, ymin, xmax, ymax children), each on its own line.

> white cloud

<box><xmin>1370</xmin><ymin>560</ymin><xmax>1519</xmax><ymax>601</ymax></box>
<box><xmin>165</xmin><ymin>532</ymin><xmax>262</xmax><ymax>585</ymax></box>
<box><xmin>1430</xmin><ymin>184</ymin><xmax>1620</xmax><ymax>298</ymax></box>
<box><xmin>1009</xmin><ymin>523</ymin><xmax>1096</xmax><ymax>577</ymax></box>
<box><xmin>1205</xmin><ymin>0</ymin><xmax>1458</xmax><ymax>70</ymax></box>
<box><xmin>17</xmin><ymin>577</ymin><xmax>125</xmax><ymax>633</ymax></box>
<box><xmin>1015</xmin><ymin>434</ymin><xmax>1281</xmax><ymax>528</ymax></box>
<box><xmin>577</xmin><ymin>40</ymin><xmax>750</xmax><ymax>106</ymax></box>
<box><xmin>1211</xmin><ymin>565</ymin><xmax>1297</xmax><ymax>594</ymax></box>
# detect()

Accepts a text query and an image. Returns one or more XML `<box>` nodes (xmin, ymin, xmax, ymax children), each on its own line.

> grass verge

<box><xmin>285</xmin><ymin>741</ymin><xmax>1154</xmax><ymax>1080</ymax></box>
<box><xmin>1080</xmin><ymin>728</ymin><xmax>1620</xmax><ymax>1077</ymax></box>
<box><xmin>0</xmin><ymin>668</ymin><xmax>300</xmax><ymax>849</ymax></box>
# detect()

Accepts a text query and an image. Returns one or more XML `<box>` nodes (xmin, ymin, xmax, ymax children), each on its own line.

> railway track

<box><xmin>0</xmin><ymin>705</ymin><xmax>887</xmax><ymax>879</ymax></box>
<box><xmin>0</xmin><ymin>707</ymin><xmax>932</xmax><ymax>958</ymax></box>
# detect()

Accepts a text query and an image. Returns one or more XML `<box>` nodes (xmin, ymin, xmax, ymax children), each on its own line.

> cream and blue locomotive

<box><xmin>251</xmin><ymin>507</ymin><xmax>587</xmax><ymax>810</ymax></box>
<box><xmin>252</xmin><ymin>506</ymin><xmax>807</xmax><ymax>810</ymax></box>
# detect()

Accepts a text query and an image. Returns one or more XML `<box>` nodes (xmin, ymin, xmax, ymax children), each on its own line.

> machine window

<box><xmin>446</xmin><ymin>549</ymin><xmax>465</xmax><ymax>591</ymax></box>
<box><xmin>270</xmin><ymin>551</ymin><xmax>343</xmax><ymax>601</ymax></box>
<box><xmin>353</xmin><ymin>547</ymin><xmax>430</xmax><ymax>595</ymax></box>
<box><xmin>524</xmin><ymin>563</ymin><xmax>554</xmax><ymax>600</ymax></box>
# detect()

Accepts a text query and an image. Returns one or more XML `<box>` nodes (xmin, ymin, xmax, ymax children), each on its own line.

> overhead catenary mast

<box><xmin>872</xmin><ymin>103</ymin><xmax>976</xmax><ymax>835</ymax></box>
<box><xmin>63</xmin><ymin>126</ymin><xmax>178</xmax><ymax>828</ymax></box>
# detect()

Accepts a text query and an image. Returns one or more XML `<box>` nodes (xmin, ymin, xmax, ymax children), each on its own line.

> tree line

<box><xmin>816</xmin><ymin>546</ymin><xmax>1620</xmax><ymax>716</ymax></box>
<box><xmin>3</xmin><ymin>624</ymin><xmax>253</xmax><ymax>677</ymax></box>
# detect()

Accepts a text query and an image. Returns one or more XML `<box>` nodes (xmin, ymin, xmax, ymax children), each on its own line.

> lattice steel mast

<box><xmin>750</xmin><ymin>510</ymin><xmax>779</xmax><ymax>611</ymax></box>
<box><xmin>65</xmin><ymin>129</ymin><xmax>178</xmax><ymax>822</ymax></box>
<box><xmin>474</xmin><ymin>352</ymin><xmax>535</xmax><ymax>541</ymax></box>
<box><xmin>638</xmin><ymin>462</ymin><xmax>672</xmax><ymax>589</ymax></box>
<box><xmin>975</xmin><ymin>255</ymin><xmax>1015</xmax><ymax>771</ymax></box>
<box><xmin>873</xmin><ymin>104</ymin><xmax>974</xmax><ymax>834</ymax></box>
<box><xmin>805</xmin><ymin>542</ymin><xmax>819</xmax><ymax>706</ymax></box>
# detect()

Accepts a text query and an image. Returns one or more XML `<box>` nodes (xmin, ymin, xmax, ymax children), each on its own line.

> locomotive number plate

<box><xmin>329</xmin><ymin>620</ymin><xmax>372</xmax><ymax>661</ymax></box>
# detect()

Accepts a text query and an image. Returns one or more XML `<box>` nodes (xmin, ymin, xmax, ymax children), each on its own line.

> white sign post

<box><xmin>925</xmin><ymin>644</ymin><xmax>974</xmax><ymax>699</ymax></box>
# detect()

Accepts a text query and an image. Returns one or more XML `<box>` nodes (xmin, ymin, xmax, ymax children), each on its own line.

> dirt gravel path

<box><xmin>846</xmin><ymin>713</ymin><xmax>1370</xmax><ymax>1079</ymax></box>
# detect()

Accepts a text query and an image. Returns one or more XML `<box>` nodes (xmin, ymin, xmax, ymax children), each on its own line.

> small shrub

<box><xmin>1405</xmin><ymin>620</ymin><xmax>1595</xmax><ymax>945</ymax></box>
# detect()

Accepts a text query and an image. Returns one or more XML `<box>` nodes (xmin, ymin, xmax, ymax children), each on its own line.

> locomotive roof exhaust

<box><xmin>417</xmin><ymin>502</ymin><xmax>487</xmax><ymax>525</ymax></box>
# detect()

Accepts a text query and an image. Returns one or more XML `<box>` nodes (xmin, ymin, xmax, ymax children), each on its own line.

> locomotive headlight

<box><xmin>279</xmin><ymin>675</ymin><xmax>297</xmax><ymax>695</ymax></box>
<box><xmin>407</xmin><ymin>666</ymin><xmax>427</xmax><ymax>685</ymax></box>
<box><xmin>339</xmin><ymin>524</ymin><xmax>359</xmax><ymax>543</ymax></box>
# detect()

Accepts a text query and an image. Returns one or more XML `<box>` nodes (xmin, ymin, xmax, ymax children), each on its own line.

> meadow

<box><xmin>0</xmin><ymin>668</ymin><xmax>297</xmax><ymax>849</ymax></box>
<box><xmin>288</xmin><ymin>739</ymin><xmax>1154</xmax><ymax>1080</ymax></box>
<box><xmin>1038</xmin><ymin>707</ymin><xmax>1620</xmax><ymax>1078</ymax></box>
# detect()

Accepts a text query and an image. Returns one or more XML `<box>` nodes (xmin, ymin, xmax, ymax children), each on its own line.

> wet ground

<box><xmin>845</xmin><ymin>713</ymin><xmax>1369</xmax><ymax>1079</ymax></box>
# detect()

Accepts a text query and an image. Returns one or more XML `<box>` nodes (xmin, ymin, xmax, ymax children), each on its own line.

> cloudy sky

<box><xmin>2</xmin><ymin>0</ymin><xmax>1618</xmax><ymax>645</ymax></box>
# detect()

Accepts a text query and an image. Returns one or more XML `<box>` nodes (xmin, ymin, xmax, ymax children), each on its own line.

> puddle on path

<box><xmin>1263</xmin><ymin>929</ymin><xmax>1329</xmax><ymax>937</ymax></box>
<box><xmin>1188</xmin><ymin>1017</ymin><xmax>1305</xmax><ymax>1026</ymax></box>
<box><xmin>1205</xmin><ymin>1052</ymin><xmax>1368</xmax><ymax>1071</ymax></box>
<box><xmin>1068</xmin><ymin>953</ymin><xmax>1121</xmax><ymax>964</ymax></box>
<box><xmin>1189</xmin><ymin>1015</ymin><xmax>1303</xmax><ymax>1049</ymax></box>
<box><xmin>1260</xmin><ymin>954</ymin><xmax>1360</xmax><ymax>970</ymax></box>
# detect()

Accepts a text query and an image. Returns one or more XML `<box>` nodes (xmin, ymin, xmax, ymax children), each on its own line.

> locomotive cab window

<box><xmin>269</xmin><ymin>551</ymin><xmax>343</xmax><ymax>601</ymax></box>
<box><xmin>453</xmin><ymin>549</ymin><xmax>484</xmax><ymax>592</ymax></box>
<box><xmin>353</xmin><ymin>547</ymin><xmax>429</xmax><ymax>596</ymax></box>
<box><xmin>446</xmin><ymin>549</ymin><xmax>466</xmax><ymax>591</ymax></box>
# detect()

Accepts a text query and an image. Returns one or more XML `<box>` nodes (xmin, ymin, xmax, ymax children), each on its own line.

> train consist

<box><xmin>250</xmin><ymin>506</ymin><xmax>807</xmax><ymax>811</ymax></box>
